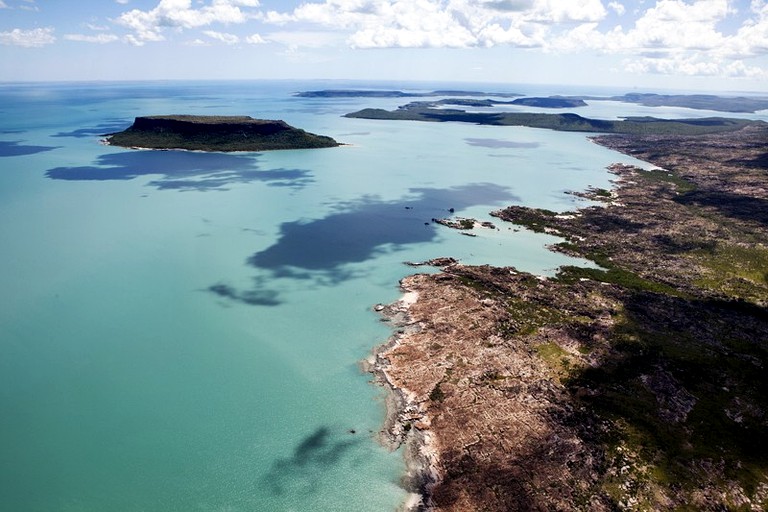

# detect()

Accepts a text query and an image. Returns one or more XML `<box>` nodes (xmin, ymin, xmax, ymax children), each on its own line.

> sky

<box><xmin>1</xmin><ymin>0</ymin><xmax>767</xmax><ymax>91</ymax></box>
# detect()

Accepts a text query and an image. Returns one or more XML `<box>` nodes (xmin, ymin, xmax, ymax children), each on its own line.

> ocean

<box><xmin>0</xmin><ymin>80</ymin><xmax>759</xmax><ymax>511</ymax></box>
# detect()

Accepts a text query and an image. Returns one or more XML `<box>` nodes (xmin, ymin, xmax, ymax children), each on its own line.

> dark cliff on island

<box><xmin>105</xmin><ymin>115</ymin><xmax>341</xmax><ymax>152</ymax></box>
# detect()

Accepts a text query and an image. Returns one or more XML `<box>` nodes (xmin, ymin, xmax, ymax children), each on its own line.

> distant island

<box><xmin>404</xmin><ymin>97</ymin><xmax>587</xmax><ymax>109</ymax></box>
<box><xmin>295</xmin><ymin>89</ymin><xmax>522</xmax><ymax>98</ymax></box>
<box><xmin>297</xmin><ymin>90</ymin><xmax>585</xmax><ymax>109</ymax></box>
<box><xmin>345</xmin><ymin>102</ymin><xmax>762</xmax><ymax>135</ymax></box>
<box><xmin>105</xmin><ymin>115</ymin><xmax>340</xmax><ymax>152</ymax></box>
<box><xmin>510</xmin><ymin>97</ymin><xmax>587</xmax><ymax>108</ymax></box>
<box><xmin>583</xmin><ymin>92</ymin><xmax>768</xmax><ymax>113</ymax></box>
<box><xmin>300</xmin><ymin>89</ymin><xmax>768</xmax><ymax>113</ymax></box>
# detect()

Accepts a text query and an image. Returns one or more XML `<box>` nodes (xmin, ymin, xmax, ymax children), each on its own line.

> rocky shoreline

<box><xmin>367</xmin><ymin>284</ymin><xmax>440</xmax><ymax>511</ymax></box>
<box><xmin>368</xmin><ymin>124</ymin><xmax>768</xmax><ymax>511</ymax></box>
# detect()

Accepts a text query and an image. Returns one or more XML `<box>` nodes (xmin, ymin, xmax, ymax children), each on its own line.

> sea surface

<box><xmin>1</xmin><ymin>80</ymin><xmax>761</xmax><ymax>511</ymax></box>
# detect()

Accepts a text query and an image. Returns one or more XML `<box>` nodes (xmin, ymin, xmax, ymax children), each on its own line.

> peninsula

<box><xmin>373</xmin><ymin>123</ymin><xmax>768</xmax><ymax>510</ymax></box>
<box><xmin>105</xmin><ymin>115</ymin><xmax>340</xmax><ymax>152</ymax></box>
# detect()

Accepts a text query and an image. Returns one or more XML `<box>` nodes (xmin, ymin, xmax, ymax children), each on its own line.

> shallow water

<box><xmin>0</xmin><ymin>80</ymin><xmax>698</xmax><ymax>511</ymax></box>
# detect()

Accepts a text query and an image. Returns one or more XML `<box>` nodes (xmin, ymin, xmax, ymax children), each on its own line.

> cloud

<box><xmin>65</xmin><ymin>33</ymin><xmax>120</xmax><ymax>44</ymax></box>
<box><xmin>105</xmin><ymin>0</ymin><xmax>767</xmax><ymax>79</ymax></box>
<box><xmin>0</xmin><ymin>27</ymin><xmax>56</xmax><ymax>47</ymax></box>
<box><xmin>264</xmin><ymin>0</ymin><xmax>608</xmax><ymax>49</ymax></box>
<box><xmin>624</xmin><ymin>53</ymin><xmax>767</xmax><ymax>78</ymax></box>
<box><xmin>86</xmin><ymin>23</ymin><xmax>111</xmax><ymax>31</ymax></box>
<box><xmin>543</xmin><ymin>0</ymin><xmax>768</xmax><ymax>78</ymax></box>
<box><xmin>203</xmin><ymin>29</ymin><xmax>239</xmax><ymax>44</ymax></box>
<box><xmin>608</xmin><ymin>1</ymin><xmax>625</xmax><ymax>15</ymax></box>
<box><xmin>245</xmin><ymin>33</ymin><xmax>266</xmax><ymax>44</ymax></box>
<box><xmin>345</xmin><ymin>2</ymin><xmax>478</xmax><ymax>49</ymax></box>
<box><xmin>117</xmin><ymin>0</ymin><xmax>260</xmax><ymax>44</ymax></box>
<box><xmin>0</xmin><ymin>1</ymin><xmax>9</xmax><ymax>9</ymax></box>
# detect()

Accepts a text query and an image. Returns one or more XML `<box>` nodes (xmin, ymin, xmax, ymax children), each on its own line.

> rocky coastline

<box><xmin>369</xmin><ymin>123</ymin><xmax>768</xmax><ymax>511</ymax></box>
<box><xmin>367</xmin><ymin>286</ymin><xmax>439</xmax><ymax>511</ymax></box>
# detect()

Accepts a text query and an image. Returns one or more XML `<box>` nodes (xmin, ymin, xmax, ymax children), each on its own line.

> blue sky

<box><xmin>1</xmin><ymin>0</ymin><xmax>767</xmax><ymax>91</ymax></box>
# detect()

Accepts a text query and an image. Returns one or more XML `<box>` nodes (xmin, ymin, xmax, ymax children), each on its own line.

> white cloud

<box><xmin>117</xmin><ymin>0</ymin><xmax>260</xmax><ymax>43</ymax></box>
<box><xmin>608</xmin><ymin>1</ymin><xmax>625</xmax><ymax>15</ymax></box>
<box><xmin>730</xmin><ymin>2</ymin><xmax>768</xmax><ymax>56</ymax></box>
<box><xmin>105</xmin><ymin>0</ymin><xmax>768</xmax><ymax>80</ymax></box>
<box><xmin>264</xmin><ymin>0</ymin><xmax>608</xmax><ymax>49</ymax></box>
<box><xmin>346</xmin><ymin>1</ymin><xmax>478</xmax><ymax>48</ymax></box>
<box><xmin>544</xmin><ymin>0</ymin><xmax>768</xmax><ymax>79</ymax></box>
<box><xmin>245</xmin><ymin>33</ymin><xmax>266</xmax><ymax>44</ymax></box>
<box><xmin>0</xmin><ymin>1</ymin><xmax>9</xmax><ymax>9</ymax></box>
<box><xmin>624</xmin><ymin>53</ymin><xmax>767</xmax><ymax>78</ymax></box>
<box><xmin>0</xmin><ymin>27</ymin><xmax>55</xmax><ymax>47</ymax></box>
<box><xmin>203</xmin><ymin>29</ymin><xmax>239</xmax><ymax>44</ymax></box>
<box><xmin>528</xmin><ymin>0</ymin><xmax>606</xmax><ymax>23</ymax></box>
<box><xmin>86</xmin><ymin>23</ymin><xmax>111</xmax><ymax>31</ymax></box>
<box><xmin>64</xmin><ymin>33</ymin><xmax>120</xmax><ymax>44</ymax></box>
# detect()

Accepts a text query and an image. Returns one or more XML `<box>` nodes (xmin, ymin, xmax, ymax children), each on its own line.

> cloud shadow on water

<box><xmin>208</xmin><ymin>183</ymin><xmax>518</xmax><ymax>307</ymax></box>
<box><xmin>0</xmin><ymin>140</ymin><xmax>59</xmax><ymax>157</ymax></box>
<box><xmin>45</xmin><ymin>150</ymin><xmax>314</xmax><ymax>191</ymax></box>
<box><xmin>52</xmin><ymin>119</ymin><xmax>131</xmax><ymax>139</ymax></box>
<box><xmin>247</xmin><ymin>183</ymin><xmax>518</xmax><ymax>278</ymax></box>
<box><xmin>261</xmin><ymin>427</ymin><xmax>361</xmax><ymax>497</ymax></box>
<box><xmin>465</xmin><ymin>138</ymin><xmax>540</xmax><ymax>149</ymax></box>
<box><xmin>206</xmin><ymin>283</ymin><xmax>282</xmax><ymax>307</ymax></box>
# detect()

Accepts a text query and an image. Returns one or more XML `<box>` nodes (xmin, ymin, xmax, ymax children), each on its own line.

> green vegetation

<box><xmin>535</xmin><ymin>342</ymin><xmax>572</xmax><ymax>379</ymax></box>
<box><xmin>693</xmin><ymin>243</ymin><xmax>768</xmax><ymax>300</ymax></box>
<box><xmin>502</xmin><ymin>297</ymin><xmax>565</xmax><ymax>337</ymax></box>
<box><xmin>570</xmin><ymin>306</ymin><xmax>768</xmax><ymax>495</ymax></box>
<box><xmin>556</xmin><ymin>265</ymin><xmax>684</xmax><ymax>296</ymax></box>
<box><xmin>590</xmin><ymin>187</ymin><xmax>612</xmax><ymax>198</ymax></box>
<box><xmin>492</xmin><ymin>207</ymin><xmax>557</xmax><ymax>233</ymax></box>
<box><xmin>635</xmin><ymin>168</ymin><xmax>698</xmax><ymax>193</ymax></box>
<box><xmin>458</xmin><ymin>218</ymin><xmax>475</xmax><ymax>230</ymax></box>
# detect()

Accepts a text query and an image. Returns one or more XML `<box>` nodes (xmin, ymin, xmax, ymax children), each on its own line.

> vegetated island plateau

<box><xmin>105</xmin><ymin>115</ymin><xmax>340</xmax><ymax>152</ymax></box>
<box><xmin>351</xmin><ymin>94</ymin><xmax>768</xmax><ymax>510</ymax></box>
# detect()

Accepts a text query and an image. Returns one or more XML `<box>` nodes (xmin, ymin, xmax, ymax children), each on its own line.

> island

<box><xmin>295</xmin><ymin>89</ymin><xmax>522</xmax><ymax>98</ymax></box>
<box><xmin>579</xmin><ymin>92</ymin><xmax>768</xmax><ymax>114</ymax></box>
<box><xmin>300</xmin><ymin>89</ymin><xmax>768</xmax><ymax>113</ymax></box>
<box><xmin>510</xmin><ymin>96</ymin><xmax>587</xmax><ymax>108</ymax></box>
<box><xmin>345</xmin><ymin>102</ymin><xmax>763</xmax><ymax>135</ymax></box>
<box><xmin>105</xmin><ymin>115</ymin><xmax>341</xmax><ymax>152</ymax></box>
<box><xmin>370</xmin><ymin>123</ymin><xmax>768</xmax><ymax>510</ymax></box>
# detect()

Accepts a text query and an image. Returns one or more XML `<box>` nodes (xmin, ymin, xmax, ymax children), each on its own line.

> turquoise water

<box><xmin>0</xmin><ymin>81</ymin><xmax>713</xmax><ymax>511</ymax></box>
